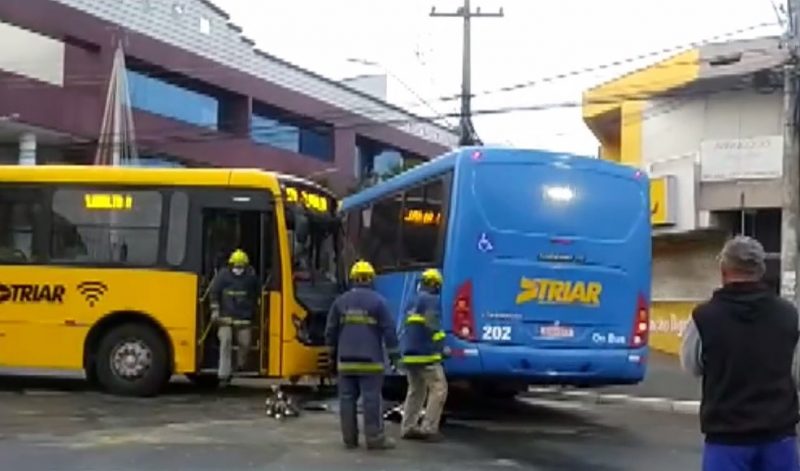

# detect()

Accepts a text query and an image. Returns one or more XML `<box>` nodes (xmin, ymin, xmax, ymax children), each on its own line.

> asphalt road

<box><xmin>601</xmin><ymin>351</ymin><xmax>701</xmax><ymax>401</ymax></box>
<box><xmin>0</xmin><ymin>375</ymin><xmax>703</xmax><ymax>471</ymax></box>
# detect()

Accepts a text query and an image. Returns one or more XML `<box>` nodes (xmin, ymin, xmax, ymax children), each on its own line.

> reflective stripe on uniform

<box><xmin>401</xmin><ymin>353</ymin><xmax>442</xmax><ymax>365</ymax></box>
<box><xmin>406</xmin><ymin>314</ymin><xmax>426</xmax><ymax>324</ymax></box>
<box><xmin>432</xmin><ymin>330</ymin><xmax>446</xmax><ymax>341</ymax></box>
<box><xmin>343</xmin><ymin>313</ymin><xmax>377</xmax><ymax>325</ymax></box>
<box><xmin>338</xmin><ymin>362</ymin><xmax>385</xmax><ymax>373</ymax></box>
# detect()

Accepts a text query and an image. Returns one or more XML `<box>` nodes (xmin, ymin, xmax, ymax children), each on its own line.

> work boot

<box><xmin>366</xmin><ymin>437</ymin><xmax>396</xmax><ymax>450</ymax></box>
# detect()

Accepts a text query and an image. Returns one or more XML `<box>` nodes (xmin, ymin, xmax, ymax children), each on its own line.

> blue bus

<box><xmin>340</xmin><ymin>147</ymin><xmax>651</xmax><ymax>396</ymax></box>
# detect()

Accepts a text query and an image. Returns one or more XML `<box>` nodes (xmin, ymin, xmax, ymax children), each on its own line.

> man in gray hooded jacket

<box><xmin>680</xmin><ymin>236</ymin><xmax>800</xmax><ymax>471</ymax></box>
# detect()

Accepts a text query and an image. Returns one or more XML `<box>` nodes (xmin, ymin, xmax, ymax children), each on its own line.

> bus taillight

<box><xmin>453</xmin><ymin>280</ymin><xmax>476</xmax><ymax>341</ymax></box>
<box><xmin>631</xmin><ymin>294</ymin><xmax>649</xmax><ymax>347</ymax></box>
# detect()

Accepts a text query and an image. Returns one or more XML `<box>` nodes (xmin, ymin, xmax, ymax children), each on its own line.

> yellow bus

<box><xmin>0</xmin><ymin>165</ymin><xmax>342</xmax><ymax>396</ymax></box>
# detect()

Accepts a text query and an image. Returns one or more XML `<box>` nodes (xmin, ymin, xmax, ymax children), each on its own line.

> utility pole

<box><xmin>781</xmin><ymin>0</ymin><xmax>800</xmax><ymax>304</ymax></box>
<box><xmin>431</xmin><ymin>0</ymin><xmax>503</xmax><ymax>146</ymax></box>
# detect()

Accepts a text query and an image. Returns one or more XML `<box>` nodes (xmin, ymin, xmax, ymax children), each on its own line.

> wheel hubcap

<box><xmin>111</xmin><ymin>339</ymin><xmax>152</xmax><ymax>380</ymax></box>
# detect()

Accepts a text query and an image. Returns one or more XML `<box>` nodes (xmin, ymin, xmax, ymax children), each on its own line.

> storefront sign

<box><xmin>650</xmin><ymin>176</ymin><xmax>677</xmax><ymax>226</ymax></box>
<box><xmin>649</xmin><ymin>301</ymin><xmax>697</xmax><ymax>356</ymax></box>
<box><xmin>700</xmin><ymin>136</ymin><xmax>783</xmax><ymax>181</ymax></box>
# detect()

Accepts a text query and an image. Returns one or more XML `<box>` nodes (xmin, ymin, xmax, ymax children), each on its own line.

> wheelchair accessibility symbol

<box><xmin>477</xmin><ymin>233</ymin><xmax>494</xmax><ymax>253</ymax></box>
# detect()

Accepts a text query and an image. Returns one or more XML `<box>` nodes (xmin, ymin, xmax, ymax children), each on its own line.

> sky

<box><xmin>214</xmin><ymin>0</ymin><xmax>782</xmax><ymax>156</ymax></box>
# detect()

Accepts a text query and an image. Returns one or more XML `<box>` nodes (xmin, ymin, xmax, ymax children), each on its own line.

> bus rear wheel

<box><xmin>95</xmin><ymin>323</ymin><xmax>170</xmax><ymax>397</ymax></box>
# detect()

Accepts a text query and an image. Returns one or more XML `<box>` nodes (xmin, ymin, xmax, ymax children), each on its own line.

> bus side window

<box><xmin>400</xmin><ymin>177</ymin><xmax>445</xmax><ymax>267</ymax></box>
<box><xmin>360</xmin><ymin>193</ymin><xmax>402</xmax><ymax>272</ymax></box>
<box><xmin>0</xmin><ymin>187</ymin><xmax>46</xmax><ymax>264</ymax></box>
<box><xmin>166</xmin><ymin>191</ymin><xmax>189</xmax><ymax>267</ymax></box>
<box><xmin>51</xmin><ymin>189</ymin><xmax>162</xmax><ymax>266</ymax></box>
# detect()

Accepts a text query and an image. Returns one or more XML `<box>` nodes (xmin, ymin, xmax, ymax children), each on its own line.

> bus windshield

<box><xmin>289</xmin><ymin>210</ymin><xmax>340</xmax><ymax>285</ymax></box>
<box><xmin>282</xmin><ymin>180</ymin><xmax>342</xmax><ymax>347</ymax></box>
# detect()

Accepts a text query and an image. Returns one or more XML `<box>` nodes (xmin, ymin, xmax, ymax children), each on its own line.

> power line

<box><xmin>769</xmin><ymin>0</ymin><xmax>787</xmax><ymax>29</ymax></box>
<box><xmin>0</xmin><ymin>23</ymin><xmax>781</xmax><ymax>129</ymax></box>
<box><xmin>31</xmin><ymin>75</ymin><xmax>777</xmax><ymax>154</ymax></box>
<box><xmin>0</xmin><ymin>44</ymin><xmax>777</xmax><ymax>147</ymax></box>
<box><xmin>430</xmin><ymin>0</ymin><xmax>504</xmax><ymax>146</ymax></box>
<box><xmin>456</xmin><ymin>22</ymin><xmax>780</xmax><ymax>101</ymax></box>
<box><xmin>345</xmin><ymin>58</ymin><xmax>458</xmax><ymax>130</ymax></box>
<box><xmin>1</xmin><ymin>25</ymin><xmax>785</xmax><ymax>154</ymax></box>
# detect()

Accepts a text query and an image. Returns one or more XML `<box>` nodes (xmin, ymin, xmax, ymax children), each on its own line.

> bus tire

<box><xmin>84</xmin><ymin>363</ymin><xmax>99</xmax><ymax>387</ymax></box>
<box><xmin>95</xmin><ymin>323</ymin><xmax>170</xmax><ymax>397</ymax></box>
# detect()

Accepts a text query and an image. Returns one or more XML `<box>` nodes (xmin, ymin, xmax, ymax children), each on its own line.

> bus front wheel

<box><xmin>95</xmin><ymin>323</ymin><xmax>170</xmax><ymax>397</ymax></box>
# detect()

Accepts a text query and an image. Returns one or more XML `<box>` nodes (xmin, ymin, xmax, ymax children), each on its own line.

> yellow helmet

<box><xmin>228</xmin><ymin>249</ymin><xmax>250</xmax><ymax>267</ymax></box>
<box><xmin>421</xmin><ymin>268</ymin><xmax>443</xmax><ymax>287</ymax></box>
<box><xmin>349</xmin><ymin>260</ymin><xmax>376</xmax><ymax>282</ymax></box>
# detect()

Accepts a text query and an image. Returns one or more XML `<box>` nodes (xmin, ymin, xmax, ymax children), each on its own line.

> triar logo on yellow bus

<box><xmin>515</xmin><ymin>277</ymin><xmax>602</xmax><ymax>306</ymax></box>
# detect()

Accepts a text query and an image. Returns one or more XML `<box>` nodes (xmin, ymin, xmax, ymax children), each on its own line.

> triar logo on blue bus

<box><xmin>515</xmin><ymin>277</ymin><xmax>602</xmax><ymax>306</ymax></box>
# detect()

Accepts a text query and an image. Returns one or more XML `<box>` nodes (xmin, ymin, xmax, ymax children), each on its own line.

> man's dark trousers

<box><xmin>703</xmin><ymin>436</ymin><xmax>799</xmax><ymax>471</ymax></box>
<box><xmin>338</xmin><ymin>374</ymin><xmax>385</xmax><ymax>446</ymax></box>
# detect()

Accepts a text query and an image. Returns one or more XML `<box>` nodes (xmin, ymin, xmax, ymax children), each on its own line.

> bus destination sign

<box><xmin>84</xmin><ymin>193</ymin><xmax>133</xmax><ymax>211</ymax></box>
<box><xmin>285</xmin><ymin>186</ymin><xmax>331</xmax><ymax>214</ymax></box>
<box><xmin>403</xmin><ymin>208</ymin><xmax>440</xmax><ymax>226</ymax></box>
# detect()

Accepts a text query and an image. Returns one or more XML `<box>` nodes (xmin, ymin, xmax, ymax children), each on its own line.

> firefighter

<box><xmin>399</xmin><ymin>268</ymin><xmax>448</xmax><ymax>441</ymax></box>
<box><xmin>325</xmin><ymin>260</ymin><xmax>399</xmax><ymax>450</ymax></box>
<box><xmin>209</xmin><ymin>249</ymin><xmax>259</xmax><ymax>385</ymax></box>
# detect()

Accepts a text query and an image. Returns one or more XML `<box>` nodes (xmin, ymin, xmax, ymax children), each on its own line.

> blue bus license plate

<box><xmin>540</xmin><ymin>326</ymin><xmax>574</xmax><ymax>338</ymax></box>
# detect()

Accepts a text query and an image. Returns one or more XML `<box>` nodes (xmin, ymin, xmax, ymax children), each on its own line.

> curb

<box><xmin>526</xmin><ymin>387</ymin><xmax>700</xmax><ymax>415</ymax></box>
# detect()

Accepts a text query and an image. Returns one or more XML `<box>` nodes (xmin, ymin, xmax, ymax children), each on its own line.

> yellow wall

<box><xmin>599</xmin><ymin>141</ymin><xmax>621</xmax><ymax>161</ymax></box>
<box><xmin>650</xmin><ymin>301</ymin><xmax>698</xmax><ymax>356</ymax></box>
<box><xmin>583</xmin><ymin>49</ymin><xmax>701</xmax><ymax>168</ymax></box>
<box><xmin>620</xmin><ymin>100</ymin><xmax>644</xmax><ymax>166</ymax></box>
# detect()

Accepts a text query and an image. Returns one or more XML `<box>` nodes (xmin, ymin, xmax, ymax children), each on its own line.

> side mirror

<box><xmin>292</xmin><ymin>313</ymin><xmax>312</xmax><ymax>345</ymax></box>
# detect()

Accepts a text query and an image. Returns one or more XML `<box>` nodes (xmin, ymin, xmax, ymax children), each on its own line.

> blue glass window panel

<box><xmin>251</xmin><ymin>114</ymin><xmax>300</xmax><ymax>153</ymax></box>
<box><xmin>300</xmin><ymin>127</ymin><xmax>333</xmax><ymax>161</ymax></box>
<box><xmin>127</xmin><ymin>70</ymin><xmax>218</xmax><ymax>129</ymax></box>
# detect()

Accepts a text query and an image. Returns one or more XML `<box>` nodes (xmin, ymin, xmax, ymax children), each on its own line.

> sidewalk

<box><xmin>600</xmin><ymin>351</ymin><xmax>701</xmax><ymax>401</ymax></box>
<box><xmin>528</xmin><ymin>351</ymin><xmax>702</xmax><ymax>415</ymax></box>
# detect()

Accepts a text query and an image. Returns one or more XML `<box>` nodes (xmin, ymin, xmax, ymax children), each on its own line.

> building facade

<box><xmin>582</xmin><ymin>36</ymin><xmax>787</xmax><ymax>356</ymax></box>
<box><xmin>0</xmin><ymin>0</ymin><xmax>457</xmax><ymax>194</ymax></box>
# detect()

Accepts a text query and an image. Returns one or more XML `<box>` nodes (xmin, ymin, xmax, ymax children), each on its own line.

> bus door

<box><xmin>194</xmin><ymin>191</ymin><xmax>275</xmax><ymax>376</ymax></box>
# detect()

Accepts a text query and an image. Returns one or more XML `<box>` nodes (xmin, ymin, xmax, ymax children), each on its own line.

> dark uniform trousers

<box><xmin>338</xmin><ymin>374</ymin><xmax>385</xmax><ymax>446</ymax></box>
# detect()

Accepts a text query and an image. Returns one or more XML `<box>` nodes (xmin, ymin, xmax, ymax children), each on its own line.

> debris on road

<box><xmin>264</xmin><ymin>385</ymin><xmax>300</xmax><ymax>420</ymax></box>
